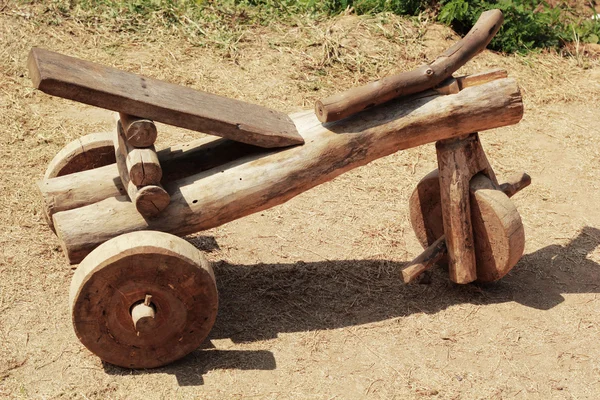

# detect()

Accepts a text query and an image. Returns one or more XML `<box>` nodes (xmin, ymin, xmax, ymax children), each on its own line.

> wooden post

<box><xmin>119</xmin><ymin>113</ymin><xmax>158</xmax><ymax>148</ymax></box>
<box><xmin>115</xmin><ymin>120</ymin><xmax>162</xmax><ymax>186</ymax></box>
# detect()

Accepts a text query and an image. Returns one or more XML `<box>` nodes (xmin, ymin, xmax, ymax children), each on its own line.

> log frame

<box><xmin>50</xmin><ymin>78</ymin><xmax>523</xmax><ymax>264</ymax></box>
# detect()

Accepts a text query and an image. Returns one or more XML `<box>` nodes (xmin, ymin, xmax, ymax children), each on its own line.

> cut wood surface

<box><xmin>28</xmin><ymin>47</ymin><xmax>304</xmax><ymax>148</ymax></box>
<box><xmin>401</xmin><ymin>235</ymin><xmax>447</xmax><ymax>284</ymax></box>
<box><xmin>38</xmin><ymin>136</ymin><xmax>266</xmax><ymax>222</ymax></box>
<box><xmin>44</xmin><ymin>131</ymin><xmax>115</xmax><ymax>179</ymax></box>
<box><xmin>115</xmin><ymin>121</ymin><xmax>162</xmax><ymax>187</ymax></box>
<box><xmin>69</xmin><ymin>231</ymin><xmax>218</xmax><ymax>369</ymax></box>
<box><xmin>433</xmin><ymin>68</ymin><xmax>508</xmax><ymax>95</ymax></box>
<box><xmin>51</xmin><ymin>78</ymin><xmax>523</xmax><ymax>263</ymax></box>
<box><xmin>436</xmin><ymin>136</ymin><xmax>479</xmax><ymax>284</ymax></box>
<box><xmin>314</xmin><ymin>9</ymin><xmax>504</xmax><ymax>122</ymax></box>
<box><xmin>404</xmin><ymin>172</ymin><xmax>530</xmax><ymax>283</ymax></box>
<box><xmin>114</xmin><ymin>124</ymin><xmax>170</xmax><ymax>217</ymax></box>
<box><xmin>118</xmin><ymin>113</ymin><xmax>157</xmax><ymax>147</ymax></box>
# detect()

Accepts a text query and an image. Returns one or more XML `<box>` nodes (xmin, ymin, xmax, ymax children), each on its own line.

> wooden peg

<box><xmin>115</xmin><ymin>119</ymin><xmax>162</xmax><ymax>186</ymax></box>
<box><xmin>119</xmin><ymin>113</ymin><xmax>158</xmax><ymax>148</ymax></box>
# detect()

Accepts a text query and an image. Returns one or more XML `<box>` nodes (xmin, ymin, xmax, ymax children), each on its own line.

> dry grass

<box><xmin>1</xmin><ymin>0</ymin><xmax>600</xmax><ymax>399</ymax></box>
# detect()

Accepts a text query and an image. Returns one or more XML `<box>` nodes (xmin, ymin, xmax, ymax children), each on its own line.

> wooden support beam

<box><xmin>49</xmin><ymin>78</ymin><xmax>523</xmax><ymax>263</ymax></box>
<box><xmin>114</xmin><ymin>123</ymin><xmax>170</xmax><ymax>217</ymax></box>
<box><xmin>115</xmin><ymin>120</ymin><xmax>162</xmax><ymax>186</ymax></box>
<box><xmin>28</xmin><ymin>47</ymin><xmax>304</xmax><ymax>148</ymax></box>
<box><xmin>436</xmin><ymin>136</ymin><xmax>479</xmax><ymax>284</ymax></box>
<box><xmin>119</xmin><ymin>113</ymin><xmax>157</xmax><ymax>147</ymax></box>
<box><xmin>315</xmin><ymin>9</ymin><xmax>504</xmax><ymax>122</ymax></box>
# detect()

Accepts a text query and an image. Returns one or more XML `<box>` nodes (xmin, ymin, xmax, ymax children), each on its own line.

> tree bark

<box><xmin>52</xmin><ymin>78</ymin><xmax>523</xmax><ymax>263</ymax></box>
<box><xmin>315</xmin><ymin>9</ymin><xmax>504</xmax><ymax>122</ymax></box>
<box><xmin>118</xmin><ymin>113</ymin><xmax>158</xmax><ymax>148</ymax></box>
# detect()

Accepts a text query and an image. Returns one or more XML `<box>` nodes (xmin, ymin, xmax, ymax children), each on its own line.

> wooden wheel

<box><xmin>409</xmin><ymin>170</ymin><xmax>525</xmax><ymax>282</ymax></box>
<box><xmin>44</xmin><ymin>131</ymin><xmax>115</xmax><ymax>179</ymax></box>
<box><xmin>69</xmin><ymin>231</ymin><xmax>218</xmax><ymax>369</ymax></box>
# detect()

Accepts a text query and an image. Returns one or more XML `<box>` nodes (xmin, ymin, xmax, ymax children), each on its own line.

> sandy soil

<box><xmin>1</xmin><ymin>2</ymin><xmax>600</xmax><ymax>399</ymax></box>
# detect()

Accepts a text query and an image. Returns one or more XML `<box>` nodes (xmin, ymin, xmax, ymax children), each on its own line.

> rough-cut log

<box><xmin>401</xmin><ymin>236</ymin><xmax>447</xmax><ymax>283</ymax></box>
<box><xmin>436</xmin><ymin>136</ymin><xmax>479</xmax><ymax>284</ymax></box>
<box><xmin>114</xmin><ymin>124</ymin><xmax>170</xmax><ymax>217</ymax></box>
<box><xmin>69</xmin><ymin>231</ymin><xmax>218</xmax><ymax>368</ymax></box>
<box><xmin>115</xmin><ymin>121</ymin><xmax>162</xmax><ymax>186</ymax></box>
<box><xmin>403</xmin><ymin>172</ymin><xmax>531</xmax><ymax>283</ymax></box>
<box><xmin>53</xmin><ymin>78</ymin><xmax>523</xmax><ymax>263</ymax></box>
<box><xmin>28</xmin><ymin>47</ymin><xmax>304</xmax><ymax>148</ymax></box>
<box><xmin>44</xmin><ymin>132</ymin><xmax>115</xmax><ymax>179</ymax></box>
<box><xmin>38</xmin><ymin>136</ymin><xmax>265</xmax><ymax>221</ymax></box>
<box><xmin>434</xmin><ymin>69</ymin><xmax>508</xmax><ymax>95</ymax></box>
<box><xmin>315</xmin><ymin>9</ymin><xmax>504</xmax><ymax>122</ymax></box>
<box><xmin>119</xmin><ymin>113</ymin><xmax>157</xmax><ymax>147</ymax></box>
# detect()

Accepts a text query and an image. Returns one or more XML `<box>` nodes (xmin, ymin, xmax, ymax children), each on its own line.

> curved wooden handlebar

<box><xmin>315</xmin><ymin>9</ymin><xmax>504</xmax><ymax>123</ymax></box>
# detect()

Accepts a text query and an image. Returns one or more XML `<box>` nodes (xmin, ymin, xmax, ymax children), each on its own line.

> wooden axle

<box><xmin>119</xmin><ymin>113</ymin><xmax>157</xmax><ymax>148</ymax></box>
<box><xmin>47</xmin><ymin>78</ymin><xmax>523</xmax><ymax>263</ymax></box>
<box><xmin>402</xmin><ymin>172</ymin><xmax>531</xmax><ymax>284</ymax></box>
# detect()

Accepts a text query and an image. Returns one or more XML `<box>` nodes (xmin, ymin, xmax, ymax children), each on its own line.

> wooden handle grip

<box><xmin>315</xmin><ymin>9</ymin><xmax>504</xmax><ymax>123</ymax></box>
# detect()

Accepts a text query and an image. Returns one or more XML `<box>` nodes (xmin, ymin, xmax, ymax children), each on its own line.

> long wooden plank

<box><xmin>28</xmin><ymin>48</ymin><xmax>304</xmax><ymax>149</ymax></box>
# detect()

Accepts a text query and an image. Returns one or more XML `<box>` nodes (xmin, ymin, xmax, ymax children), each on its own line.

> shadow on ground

<box><xmin>104</xmin><ymin>226</ymin><xmax>600</xmax><ymax>385</ymax></box>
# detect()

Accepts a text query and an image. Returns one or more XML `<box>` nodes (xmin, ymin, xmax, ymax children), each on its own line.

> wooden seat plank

<box><xmin>28</xmin><ymin>48</ymin><xmax>304</xmax><ymax>148</ymax></box>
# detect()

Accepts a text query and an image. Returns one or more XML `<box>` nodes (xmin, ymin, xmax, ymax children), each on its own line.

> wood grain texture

<box><xmin>44</xmin><ymin>132</ymin><xmax>115</xmax><ymax>179</ymax></box>
<box><xmin>38</xmin><ymin>69</ymin><xmax>510</xmax><ymax>223</ymax></box>
<box><xmin>436</xmin><ymin>136</ymin><xmax>479</xmax><ymax>284</ymax></box>
<box><xmin>28</xmin><ymin>47</ymin><xmax>304</xmax><ymax>148</ymax></box>
<box><xmin>115</xmin><ymin>120</ymin><xmax>162</xmax><ymax>186</ymax></box>
<box><xmin>52</xmin><ymin>78</ymin><xmax>523</xmax><ymax>263</ymax></box>
<box><xmin>69</xmin><ymin>231</ymin><xmax>218</xmax><ymax>368</ymax></box>
<box><xmin>39</xmin><ymin>136</ymin><xmax>266</xmax><ymax>222</ymax></box>
<box><xmin>314</xmin><ymin>9</ymin><xmax>504</xmax><ymax>122</ymax></box>
<box><xmin>114</xmin><ymin>123</ymin><xmax>170</xmax><ymax>217</ymax></box>
<box><xmin>407</xmin><ymin>171</ymin><xmax>530</xmax><ymax>283</ymax></box>
<box><xmin>119</xmin><ymin>113</ymin><xmax>157</xmax><ymax>147</ymax></box>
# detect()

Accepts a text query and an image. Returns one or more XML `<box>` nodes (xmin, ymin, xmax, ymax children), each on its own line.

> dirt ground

<box><xmin>2</xmin><ymin>2</ymin><xmax>600</xmax><ymax>399</ymax></box>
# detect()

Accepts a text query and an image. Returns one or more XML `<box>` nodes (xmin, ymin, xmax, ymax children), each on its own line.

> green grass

<box><xmin>28</xmin><ymin>0</ymin><xmax>600</xmax><ymax>54</ymax></box>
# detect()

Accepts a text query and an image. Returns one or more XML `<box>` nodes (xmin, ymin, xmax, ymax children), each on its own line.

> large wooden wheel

<box><xmin>69</xmin><ymin>231</ymin><xmax>218</xmax><ymax>369</ymax></box>
<box><xmin>44</xmin><ymin>131</ymin><xmax>115</xmax><ymax>179</ymax></box>
<box><xmin>409</xmin><ymin>170</ymin><xmax>525</xmax><ymax>282</ymax></box>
